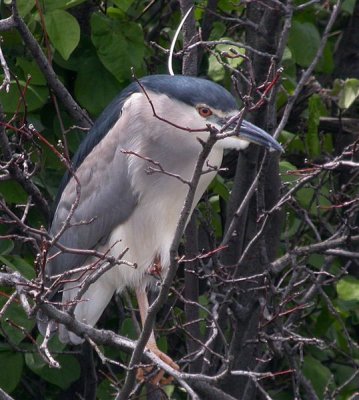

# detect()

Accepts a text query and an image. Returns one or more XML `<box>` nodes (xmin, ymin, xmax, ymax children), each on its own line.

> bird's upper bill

<box><xmin>224</xmin><ymin>118</ymin><xmax>283</xmax><ymax>153</ymax></box>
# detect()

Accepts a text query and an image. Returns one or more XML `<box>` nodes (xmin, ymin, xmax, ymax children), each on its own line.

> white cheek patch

<box><xmin>218</xmin><ymin>136</ymin><xmax>250</xmax><ymax>150</ymax></box>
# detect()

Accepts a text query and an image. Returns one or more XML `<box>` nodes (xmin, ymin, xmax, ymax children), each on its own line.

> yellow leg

<box><xmin>135</xmin><ymin>287</ymin><xmax>179</xmax><ymax>384</ymax></box>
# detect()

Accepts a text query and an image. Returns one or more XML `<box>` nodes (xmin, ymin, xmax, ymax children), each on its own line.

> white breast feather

<box><xmin>61</xmin><ymin>91</ymin><xmax>224</xmax><ymax>340</ymax></box>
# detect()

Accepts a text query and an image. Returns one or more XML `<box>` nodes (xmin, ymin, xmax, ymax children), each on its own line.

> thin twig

<box><xmin>0</xmin><ymin>40</ymin><xmax>11</xmax><ymax>92</ymax></box>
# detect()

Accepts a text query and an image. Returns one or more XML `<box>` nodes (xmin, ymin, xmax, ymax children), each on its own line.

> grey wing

<box><xmin>47</xmin><ymin>122</ymin><xmax>138</xmax><ymax>277</ymax></box>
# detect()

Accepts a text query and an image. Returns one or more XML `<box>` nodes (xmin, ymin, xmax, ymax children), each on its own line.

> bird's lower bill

<box><xmin>225</xmin><ymin>119</ymin><xmax>283</xmax><ymax>152</ymax></box>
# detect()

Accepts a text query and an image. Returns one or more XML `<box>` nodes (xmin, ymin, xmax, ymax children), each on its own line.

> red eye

<box><xmin>198</xmin><ymin>106</ymin><xmax>213</xmax><ymax>118</ymax></box>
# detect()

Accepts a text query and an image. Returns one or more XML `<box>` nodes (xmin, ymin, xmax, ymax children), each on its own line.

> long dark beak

<box><xmin>226</xmin><ymin>119</ymin><xmax>283</xmax><ymax>152</ymax></box>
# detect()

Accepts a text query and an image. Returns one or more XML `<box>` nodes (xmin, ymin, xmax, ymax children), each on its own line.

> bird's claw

<box><xmin>136</xmin><ymin>346</ymin><xmax>179</xmax><ymax>385</ymax></box>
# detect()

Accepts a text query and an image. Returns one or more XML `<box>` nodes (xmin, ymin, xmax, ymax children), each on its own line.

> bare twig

<box><xmin>10</xmin><ymin>0</ymin><xmax>92</xmax><ymax>128</ymax></box>
<box><xmin>0</xmin><ymin>40</ymin><xmax>10</xmax><ymax>92</ymax></box>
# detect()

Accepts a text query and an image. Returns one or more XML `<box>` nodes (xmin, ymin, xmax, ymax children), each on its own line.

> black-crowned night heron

<box><xmin>38</xmin><ymin>74</ymin><xmax>282</xmax><ymax>368</ymax></box>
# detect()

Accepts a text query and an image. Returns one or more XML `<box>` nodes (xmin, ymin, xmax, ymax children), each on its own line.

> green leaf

<box><xmin>279</xmin><ymin>160</ymin><xmax>298</xmax><ymax>184</ymax></box>
<box><xmin>112</xmin><ymin>0</ymin><xmax>135</xmax><ymax>12</ymax></box>
<box><xmin>74</xmin><ymin>55</ymin><xmax>123</xmax><ymax>116</ymax></box>
<box><xmin>44</xmin><ymin>10</ymin><xmax>80</xmax><ymax>60</ymax></box>
<box><xmin>157</xmin><ymin>335</ymin><xmax>168</xmax><ymax>354</ymax></box>
<box><xmin>17</xmin><ymin>58</ymin><xmax>47</xmax><ymax>85</ymax></box>
<box><xmin>281</xmin><ymin>214</ymin><xmax>301</xmax><ymax>239</ymax></box>
<box><xmin>0</xmin><ymin>181</ymin><xmax>28</xmax><ymax>204</ymax></box>
<box><xmin>0</xmin><ymin>294</ymin><xmax>35</xmax><ymax>344</ymax></box>
<box><xmin>90</xmin><ymin>12</ymin><xmax>145</xmax><ymax>82</ymax></box>
<box><xmin>308</xmin><ymin>254</ymin><xmax>325</xmax><ymax>270</ymax></box>
<box><xmin>282</xmin><ymin>46</ymin><xmax>292</xmax><ymax>62</ymax></box>
<box><xmin>163</xmin><ymin>384</ymin><xmax>175</xmax><ymax>398</ymax></box>
<box><xmin>332</xmin><ymin>364</ymin><xmax>359</xmax><ymax>394</ymax></box>
<box><xmin>106</xmin><ymin>7</ymin><xmax>126</xmax><ymax>19</ymax></box>
<box><xmin>42</xmin><ymin>0</ymin><xmax>88</xmax><ymax>11</ymax></box>
<box><xmin>317</xmin><ymin>42</ymin><xmax>334</xmax><ymax>74</ymax></box>
<box><xmin>64</xmin><ymin>0</ymin><xmax>88</xmax><ymax>8</ymax></box>
<box><xmin>342</xmin><ymin>0</ymin><xmax>356</xmax><ymax>14</ymax></box>
<box><xmin>41</xmin><ymin>0</ymin><xmax>69</xmax><ymax>11</ymax></box>
<box><xmin>24</xmin><ymin>335</ymin><xmax>66</xmax><ymax>372</ymax></box>
<box><xmin>267</xmin><ymin>392</ymin><xmax>292</xmax><ymax>400</ymax></box>
<box><xmin>209</xmin><ymin>176</ymin><xmax>230</xmax><ymax>201</ymax></box>
<box><xmin>0</xmin><ymin>255</ymin><xmax>36</xmax><ymax>280</ymax></box>
<box><xmin>26</xmin><ymin>353</ymin><xmax>81</xmax><ymax>389</ymax></box>
<box><xmin>337</xmin><ymin>78</ymin><xmax>359</xmax><ymax>110</ymax></box>
<box><xmin>281</xmin><ymin>47</ymin><xmax>297</xmax><ymax>89</ymax></box>
<box><xmin>97</xmin><ymin>378</ymin><xmax>116</xmax><ymax>399</ymax></box>
<box><xmin>122</xmin><ymin>318</ymin><xmax>137</xmax><ymax>340</ymax></box>
<box><xmin>313</xmin><ymin>306</ymin><xmax>334</xmax><ymax>337</ymax></box>
<box><xmin>209</xmin><ymin>21</ymin><xmax>227</xmax><ymax>40</ymax></box>
<box><xmin>0</xmin><ymin>239</ymin><xmax>14</xmax><ymax>255</ymax></box>
<box><xmin>217</xmin><ymin>0</ymin><xmax>244</xmax><ymax>13</ymax></box>
<box><xmin>296</xmin><ymin>187</ymin><xmax>315</xmax><ymax>209</ymax></box>
<box><xmin>296</xmin><ymin>185</ymin><xmax>331</xmax><ymax>215</ymax></box>
<box><xmin>337</xmin><ymin>277</ymin><xmax>359</xmax><ymax>302</ymax></box>
<box><xmin>4</xmin><ymin>0</ymin><xmax>34</xmax><ymax>16</ymax></box>
<box><xmin>208</xmin><ymin>38</ymin><xmax>245</xmax><ymax>82</ymax></box>
<box><xmin>279</xmin><ymin>130</ymin><xmax>304</xmax><ymax>153</ymax></box>
<box><xmin>0</xmin><ymin>349</ymin><xmax>23</xmax><ymax>393</ymax></box>
<box><xmin>306</xmin><ymin>94</ymin><xmax>321</xmax><ymax>158</ymax></box>
<box><xmin>303</xmin><ymin>355</ymin><xmax>332</xmax><ymax>396</ymax></box>
<box><xmin>208</xmin><ymin>54</ymin><xmax>225</xmax><ymax>81</ymax></box>
<box><xmin>0</xmin><ymin>81</ymin><xmax>49</xmax><ymax>112</ymax></box>
<box><xmin>288</xmin><ymin>21</ymin><xmax>321</xmax><ymax>67</ymax></box>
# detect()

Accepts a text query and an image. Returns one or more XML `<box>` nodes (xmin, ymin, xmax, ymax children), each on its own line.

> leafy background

<box><xmin>0</xmin><ymin>0</ymin><xmax>359</xmax><ymax>399</ymax></box>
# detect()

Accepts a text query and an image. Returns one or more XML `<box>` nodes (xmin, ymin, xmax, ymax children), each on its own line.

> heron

<box><xmin>38</xmin><ymin>74</ymin><xmax>282</xmax><ymax>371</ymax></box>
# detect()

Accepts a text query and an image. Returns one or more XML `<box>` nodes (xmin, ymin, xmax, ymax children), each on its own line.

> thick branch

<box><xmin>179</xmin><ymin>0</ymin><xmax>198</xmax><ymax>76</ymax></box>
<box><xmin>270</xmin><ymin>234</ymin><xmax>359</xmax><ymax>274</ymax></box>
<box><xmin>0</xmin><ymin>107</ymin><xmax>50</xmax><ymax>219</ymax></box>
<box><xmin>11</xmin><ymin>2</ymin><xmax>92</xmax><ymax>129</ymax></box>
<box><xmin>0</xmin><ymin>16</ymin><xmax>15</xmax><ymax>31</ymax></box>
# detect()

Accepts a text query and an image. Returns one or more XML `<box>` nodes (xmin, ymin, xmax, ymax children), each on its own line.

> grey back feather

<box><xmin>47</xmin><ymin>74</ymin><xmax>236</xmax><ymax>275</ymax></box>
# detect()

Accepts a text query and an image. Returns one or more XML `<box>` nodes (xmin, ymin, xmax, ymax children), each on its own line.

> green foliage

<box><xmin>0</xmin><ymin>255</ymin><xmax>35</xmax><ymax>280</ymax></box>
<box><xmin>0</xmin><ymin>1</ymin><xmax>358</xmax><ymax>399</ymax></box>
<box><xmin>288</xmin><ymin>21</ymin><xmax>321</xmax><ymax>68</ymax></box>
<box><xmin>3</xmin><ymin>0</ymin><xmax>34</xmax><ymax>17</ymax></box>
<box><xmin>333</xmin><ymin>78</ymin><xmax>359</xmax><ymax>110</ymax></box>
<box><xmin>0</xmin><ymin>181</ymin><xmax>29</xmax><ymax>204</ymax></box>
<box><xmin>303</xmin><ymin>356</ymin><xmax>332</xmax><ymax>397</ymax></box>
<box><xmin>121</xmin><ymin>318</ymin><xmax>138</xmax><ymax>340</ymax></box>
<box><xmin>44</xmin><ymin>10</ymin><xmax>80</xmax><ymax>60</ymax></box>
<box><xmin>111</xmin><ymin>0</ymin><xmax>135</xmax><ymax>12</ymax></box>
<box><xmin>16</xmin><ymin>59</ymin><xmax>46</xmax><ymax>85</ymax></box>
<box><xmin>21</xmin><ymin>335</ymin><xmax>81</xmax><ymax>391</ymax></box>
<box><xmin>0</xmin><ymin>81</ymin><xmax>49</xmax><ymax>113</ymax></box>
<box><xmin>25</xmin><ymin>353</ymin><xmax>80</xmax><ymax>389</ymax></box>
<box><xmin>0</xmin><ymin>345</ymin><xmax>24</xmax><ymax>393</ymax></box>
<box><xmin>0</xmin><ymin>293</ymin><xmax>35</xmax><ymax>344</ymax></box>
<box><xmin>208</xmin><ymin>38</ymin><xmax>245</xmax><ymax>82</ymax></box>
<box><xmin>306</xmin><ymin>94</ymin><xmax>324</xmax><ymax>158</ymax></box>
<box><xmin>336</xmin><ymin>277</ymin><xmax>359</xmax><ymax>302</ymax></box>
<box><xmin>41</xmin><ymin>0</ymin><xmax>88</xmax><ymax>12</ymax></box>
<box><xmin>74</xmin><ymin>52</ymin><xmax>123</xmax><ymax>115</ymax></box>
<box><xmin>342</xmin><ymin>0</ymin><xmax>356</xmax><ymax>14</ymax></box>
<box><xmin>26</xmin><ymin>352</ymin><xmax>81</xmax><ymax>389</ymax></box>
<box><xmin>90</xmin><ymin>12</ymin><xmax>145</xmax><ymax>82</ymax></box>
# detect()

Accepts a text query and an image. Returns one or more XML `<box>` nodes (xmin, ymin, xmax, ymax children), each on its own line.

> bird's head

<box><xmin>137</xmin><ymin>75</ymin><xmax>283</xmax><ymax>153</ymax></box>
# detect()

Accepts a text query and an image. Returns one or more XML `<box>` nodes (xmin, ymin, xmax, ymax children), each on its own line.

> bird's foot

<box><xmin>136</xmin><ymin>345</ymin><xmax>179</xmax><ymax>385</ymax></box>
<box><xmin>148</xmin><ymin>257</ymin><xmax>162</xmax><ymax>277</ymax></box>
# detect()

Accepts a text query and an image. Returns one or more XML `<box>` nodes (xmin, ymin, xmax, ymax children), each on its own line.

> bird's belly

<box><xmin>95</xmin><ymin>145</ymin><xmax>223</xmax><ymax>292</ymax></box>
<box><xmin>97</xmin><ymin>193</ymin><xmax>184</xmax><ymax>292</ymax></box>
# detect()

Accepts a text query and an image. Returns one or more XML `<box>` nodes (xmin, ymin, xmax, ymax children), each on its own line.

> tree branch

<box><xmin>10</xmin><ymin>0</ymin><xmax>92</xmax><ymax>129</ymax></box>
